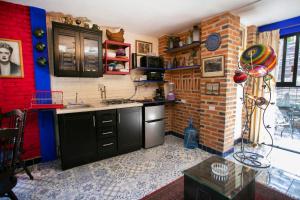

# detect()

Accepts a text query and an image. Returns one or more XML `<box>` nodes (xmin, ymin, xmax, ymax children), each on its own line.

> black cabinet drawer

<box><xmin>96</xmin><ymin>110</ymin><xmax>116</xmax><ymax>127</ymax></box>
<box><xmin>98</xmin><ymin>138</ymin><xmax>117</xmax><ymax>159</ymax></box>
<box><xmin>97</xmin><ymin>125</ymin><xmax>116</xmax><ymax>139</ymax></box>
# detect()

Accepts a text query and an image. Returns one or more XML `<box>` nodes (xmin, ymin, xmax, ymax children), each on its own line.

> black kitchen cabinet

<box><xmin>58</xmin><ymin>112</ymin><xmax>97</xmax><ymax>170</ymax></box>
<box><xmin>53</xmin><ymin>22</ymin><xmax>103</xmax><ymax>77</ymax></box>
<box><xmin>117</xmin><ymin>107</ymin><xmax>142</xmax><ymax>154</ymax></box>
<box><xmin>96</xmin><ymin>110</ymin><xmax>118</xmax><ymax>159</ymax></box>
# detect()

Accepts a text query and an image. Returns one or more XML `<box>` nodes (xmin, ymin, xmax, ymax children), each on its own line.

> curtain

<box><xmin>250</xmin><ymin>30</ymin><xmax>280</xmax><ymax>144</ymax></box>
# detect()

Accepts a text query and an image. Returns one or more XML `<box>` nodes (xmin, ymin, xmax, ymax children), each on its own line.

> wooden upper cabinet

<box><xmin>52</xmin><ymin>22</ymin><xmax>103</xmax><ymax>77</ymax></box>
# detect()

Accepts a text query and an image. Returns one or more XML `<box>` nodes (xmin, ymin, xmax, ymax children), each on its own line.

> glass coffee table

<box><xmin>183</xmin><ymin>156</ymin><xmax>259</xmax><ymax>200</ymax></box>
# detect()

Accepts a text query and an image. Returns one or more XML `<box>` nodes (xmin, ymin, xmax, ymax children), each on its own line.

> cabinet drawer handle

<box><xmin>102</xmin><ymin>120</ymin><xmax>112</xmax><ymax>123</ymax></box>
<box><xmin>93</xmin><ymin>116</ymin><xmax>96</xmax><ymax>127</ymax></box>
<box><xmin>102</xmin><ymin>131</ymin><xmax>113</xmax><ymax>135</ymax></box>
<box><xmin>102</xmin><ymin>143</ymin><xmax>114</xmax><ymax>147</ymax></box>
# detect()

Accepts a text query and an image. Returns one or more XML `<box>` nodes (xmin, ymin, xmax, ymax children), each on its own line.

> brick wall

<box><xmin>200</xmin><ymin>13</ymin><xmax>240</xmax><ymax>153</ymax></box>
<box><xmin>159</xmin><ymin>32</ymin><xmax>201</xmax><ymax>134</ymax></box>
<box><xmin>0</xmin><ymin>1</ymin><xmax>40</xmax><ymax>159</ymax></box>
<box><xmin>160</xmin><ymin>13</ymin><xmax>241</xmax><ymax>153</ymax></box>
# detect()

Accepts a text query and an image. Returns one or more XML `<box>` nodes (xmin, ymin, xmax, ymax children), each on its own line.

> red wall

<box><xmin>0</xmin><ymin>1</ymin><xmax>40</xmax><ymax>159</ymax></box>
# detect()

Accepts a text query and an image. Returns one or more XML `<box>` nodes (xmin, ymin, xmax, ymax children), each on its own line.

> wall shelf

<box><xmin>105</xmin><ymin>71</ymin><xmax>130</xmax><ymax>75</ymax></box>
<box><xmin>103</xmin><ymin>40</ymin><xmax>131</xmax><ymax>75</ymax></box>
<box><xmin>165</xmin><ymin>42</ymin><xmax>200</xmax><ymax>54</ymax></box>
<box><xmin>133</xmin><ymin>67</ymin><xmax>165</xmax><ymax>71</ymax></box>
<box><xmin>133</xmin><ymin>80</ymin><xmax>167</xmax><ymax>83</ymax></box>
<box><xmin>165</xmin><ymin>65</ymin><xmax>200</xmax><ymax>71</ymax></box>
<box><xmin>104</xmin><ymin>57</ymin><xmax>129</xmax><ymax>62</ymax></box>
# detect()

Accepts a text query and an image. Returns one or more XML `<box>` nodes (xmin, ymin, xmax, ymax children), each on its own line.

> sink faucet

<box><xmin>98</xmin><ymin>84</ymin><xmax>106</xmax><ymax>100</ymax></box>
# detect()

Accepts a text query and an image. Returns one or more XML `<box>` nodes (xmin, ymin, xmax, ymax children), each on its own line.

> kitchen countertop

<box><xmin>56</xmin><ymin>102</ymin><xmax>143</xmax><ymax>114</ymax></box>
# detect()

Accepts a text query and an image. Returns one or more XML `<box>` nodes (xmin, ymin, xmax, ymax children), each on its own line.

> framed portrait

<box><xmin>206</xmin><ymin>82</ymin><xmax>220</xmax><ymax>95</ymax></box>
<box><xmin>202</xmin><ymin>55</ymin><xmax>224</xmax><ymax>77</ymax></box>
<box><xmin>135</xmin><ymin>40</ymin><xmax>152</xmax><ymax>55</ymax></box>
<box><xmin>0</xmin><ymin>38</ymin><xmax>24</xmax><ymax>78</ymax></box>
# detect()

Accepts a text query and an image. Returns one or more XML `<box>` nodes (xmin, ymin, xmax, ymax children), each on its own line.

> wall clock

<box><xmin>205</xmin><ymin>33</ymin><xmax>221</xmax><ymax>51</ymax></box>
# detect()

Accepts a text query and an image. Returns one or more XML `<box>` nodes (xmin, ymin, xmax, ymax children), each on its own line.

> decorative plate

<box><xmin>205</xmin><ymin>33</ymin><xmax>221</xmax><ymax>51</ymax></box>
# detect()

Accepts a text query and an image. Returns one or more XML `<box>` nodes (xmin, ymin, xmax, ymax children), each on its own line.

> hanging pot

<box><xmin>233</xmin><ymin>69</ymin><xmax>247</xmax><ymax>83</ymax></box>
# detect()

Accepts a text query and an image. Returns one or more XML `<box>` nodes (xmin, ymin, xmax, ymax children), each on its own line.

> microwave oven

<box><xmin>140</xmin><ymin>56</ymin><xmax>164</xmax><ymax>69</ymax></box>
<box><xmin>146</xmin><ymin>71</ymin><xmax>164</xmax><ymax>81</ymax></box>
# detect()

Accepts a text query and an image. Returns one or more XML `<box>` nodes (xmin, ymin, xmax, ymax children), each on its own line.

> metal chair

<box><xmin>0</xmin><ymin>117</ymin><xmax>23</xmax><ymax>199</ymax></box>
<box><xmin>0</xmin><ymin>110</ymin><xmax>33</xmax><ymax>180</ymax></box>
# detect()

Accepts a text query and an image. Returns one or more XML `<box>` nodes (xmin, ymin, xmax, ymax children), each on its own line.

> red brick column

<box><xmin>200</xmin><ymin>13</ymin><xmax>240</xmax><ymax>153</ymax></box>
<box><xmin>159</xmin><ymin>13</ymin><xmax>241</xmax><ymax>154</ymax></box>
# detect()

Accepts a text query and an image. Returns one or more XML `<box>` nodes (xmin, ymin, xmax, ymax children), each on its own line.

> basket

<box><xmin>211</xmin><ymin>162</ymin><xmax>229</xmax><ymax>182</ymax></box>
<box><xmin>30</xmin><ymin>90</ymin><xmax>64</xmax><ymax>109</ymax></box>
<box><xmin>106</xmin><ymin>29</ymin><xmax>124</xmax><ymax>42</ymax></box>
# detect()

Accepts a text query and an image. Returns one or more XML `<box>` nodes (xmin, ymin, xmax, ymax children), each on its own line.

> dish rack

<box><xmin>30</xmin><ymin>90</ymin><xmax>64</xmax><ymax>109</ymax></box>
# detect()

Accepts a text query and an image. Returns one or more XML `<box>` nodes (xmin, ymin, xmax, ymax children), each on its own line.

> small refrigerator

<box><xmin>143</xmin><ymin>104</ymin><xmax>165</xmax><ymax>148</ymax></box>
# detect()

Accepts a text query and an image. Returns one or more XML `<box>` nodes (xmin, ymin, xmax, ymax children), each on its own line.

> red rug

<box><xmin>141</xmin><ymin>176</ymin><xmax>295</xmax><ymax>200</ymax></box>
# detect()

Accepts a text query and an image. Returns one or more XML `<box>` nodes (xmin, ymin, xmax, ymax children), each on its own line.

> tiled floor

<box><xmin>230</xmin><ymin>142</ymin><xmax>300</xmax><ymax>199</ymax></box>
<box><xmin>2</xmin><ymin>135</ymin><xmax>300</xmax><ymax>200</ymax></box>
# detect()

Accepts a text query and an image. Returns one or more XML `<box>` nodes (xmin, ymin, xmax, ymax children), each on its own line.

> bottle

<box><xmin>173</xmin><ymin>57</ymin><xmax>178</xmax><ymax>68</ymax></box>
<box><xmin>184</xmin><ymin>118</ymin><xmax>198</xmax><ymax>149</ymax></box>
<box><xmin>192</xmin><ymin>25</ymin><xmax>200</xmax><ymax>42</ymax></box>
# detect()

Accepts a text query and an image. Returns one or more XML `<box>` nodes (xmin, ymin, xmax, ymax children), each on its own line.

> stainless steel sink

<box><xmin>65</xmin><ymin>104</ymin><xmax>91</xmax><ymax>109</ymax></box>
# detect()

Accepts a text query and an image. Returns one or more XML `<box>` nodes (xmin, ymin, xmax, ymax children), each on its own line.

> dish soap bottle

<box><xmin>184</xmin><ymin>118</ymin><xmax>198</xmax><ymax>149</ymax></box>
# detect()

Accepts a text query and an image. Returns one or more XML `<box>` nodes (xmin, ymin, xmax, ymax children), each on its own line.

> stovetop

<box><xmin>102</xmin><ymin>98</ymin><xmax>136</xmax><ymax>105</ymax></box>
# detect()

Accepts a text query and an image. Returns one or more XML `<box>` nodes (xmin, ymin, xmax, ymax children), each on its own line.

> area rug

<box><xmin>141</xmin><ymin>176</ymin><xmax>296</xmax><ymax>200</ymax></box>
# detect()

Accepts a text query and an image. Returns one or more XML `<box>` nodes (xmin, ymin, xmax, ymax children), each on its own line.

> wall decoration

<box><xmin>135</xmin><ymin>40</ymin><xmax>152</xmax><ymax>55</ymax></box>
<box><xmin>35</xmin><ymin>42</ymin><xmax>46</xmax><ymax>52</ymax></box>
<box><xmin>33</xmin><ymin>28</ymin><xmax>45</xmax><ymax>38</ymax></box>
<box><xmin>202</xmin><ymin>55</ymin><xmax>224</xmax><ymax>77</ymax></box>
<box><xmin>205</xmin><ymin>33</ymin><xmax>221</xmax><ymax>51</ymax></box>
<box><xmin>37</xmin><ymin>56</ymin><xmax>47</xmax><ymax>66</ymax></box>
<box><xmin>206</xmin><ymin>82</ymin><xmax>220</xmax><ymax>95</ymax></box>
<box><xmin>0</xmin><ymin>38</ymin><xmax>24</xmax><ymax>78</ymax></box>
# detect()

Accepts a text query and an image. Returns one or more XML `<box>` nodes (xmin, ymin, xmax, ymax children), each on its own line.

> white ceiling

<box><xmin>6</xmin><ymin>0</ymin><xmax>300</xmax><ymax>37</ymax></box>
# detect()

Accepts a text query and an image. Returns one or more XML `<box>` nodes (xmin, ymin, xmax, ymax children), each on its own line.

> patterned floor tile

<box><xmin>2</xmin><ymin>135</ymin><xmax>299</xmax><ymax>200</ymax></box>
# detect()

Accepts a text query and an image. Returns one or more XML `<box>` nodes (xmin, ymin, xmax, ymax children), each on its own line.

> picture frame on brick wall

<box><xmin>0</xmin><ymin>38</ymin><xmax>24</xmax><ymax>78</ymax></box>
<box><xmin>202</xmin><ymin>55</ymin><xmax>224</xmax><ymax>77</ymax></box>
<box><xmin>206</xmin><ymin>82</ymin><xmax>220</xmax><ymax>95</ymax></box>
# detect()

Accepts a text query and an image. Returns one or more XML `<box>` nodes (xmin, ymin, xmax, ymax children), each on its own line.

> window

<box><xmin>276</xmin><ymin>33</ymin><xmax>300</xmax><ymax>87</ymax></box>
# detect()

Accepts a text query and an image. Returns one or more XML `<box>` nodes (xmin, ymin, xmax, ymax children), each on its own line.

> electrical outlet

<box><xmin>209</xmin><ymin>105</ymin><xmax>215</xmax><ymax>111</ymax></box>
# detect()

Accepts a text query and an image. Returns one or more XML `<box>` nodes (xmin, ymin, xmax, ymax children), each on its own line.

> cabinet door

<box><xmin>80</xmin><ymin>32</ymin><xmax>102</xmax><ymax>77</ymax></box>
<box><xmin>58</xmin><ymin>112</ymin><xmax>97</xmax><ymax>170</ymax></box>
<box><xmin>53</xmin><ymin>27</ymin><xmax>80</xmax><ymax>77</ymax></box>
<box><xmin>118</xmin><ymin>107</ymin><xmax>142</xmax><ymax>154</ymax></box>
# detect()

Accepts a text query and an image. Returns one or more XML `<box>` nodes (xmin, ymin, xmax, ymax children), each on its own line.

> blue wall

<box><xmin>30</xmin><ymin>7</ymin><xmax>56</xmax><ymax>162</ymax></box>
